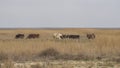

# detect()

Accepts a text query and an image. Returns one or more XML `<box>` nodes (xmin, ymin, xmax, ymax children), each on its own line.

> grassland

<box><xmin>0</xmin><ymin>28</ymin><xmax>120</xmax><ymax>63</ymax></box>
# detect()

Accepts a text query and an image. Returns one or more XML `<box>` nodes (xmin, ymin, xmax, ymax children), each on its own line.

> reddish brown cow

<box><xmin>27</xmin><ymin>34</ymin><xmax>39</xmax><ymax>39</ymax></box>
<box><xmin>86</xmin><ymin>33</ymin><xmax>95</xmax><ymax>39</ymax></box>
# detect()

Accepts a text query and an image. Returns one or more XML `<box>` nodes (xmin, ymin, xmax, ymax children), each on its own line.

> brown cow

<box><xmin>27</xmin><ymin>34</ymin><xmax>39</xmax><ymax>39</ymax></box>
<box><xmin>15</xmin><ymin>34</ymin><xmax>24</xmax><ymax>39</ymax></box>
<box><xmin>86</xmin><ymin>33</ymin><xmax>95</xmax><ymax>39</ymax></box>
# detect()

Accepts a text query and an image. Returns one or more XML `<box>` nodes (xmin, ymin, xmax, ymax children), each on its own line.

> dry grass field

<box><xmin>0</xmin><ymin>28</ymin><xmax>120</xmax><ymax>68</ymax></box>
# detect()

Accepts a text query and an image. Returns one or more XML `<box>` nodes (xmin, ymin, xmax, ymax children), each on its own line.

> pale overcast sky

<box><xmin>0</xmin><ymin>0</ymin><xmax>120</xmax><ymax>28</ymax></box>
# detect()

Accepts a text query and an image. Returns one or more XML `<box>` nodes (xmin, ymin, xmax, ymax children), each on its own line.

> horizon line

<box><xmin>0</xmin><ymin>27</ymin><xmax>119</xmax><ymax>29</ymax></box>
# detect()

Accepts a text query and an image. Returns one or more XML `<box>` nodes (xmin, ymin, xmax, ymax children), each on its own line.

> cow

<box><xmin>27</xmin><ymin>34</ymin><xmax>39</xmax><ymax>39</ymax></box>
<box><xmin>61</xmin><ymin>34</ymin><xmax>80</xmax><ymax>39</ymax></box>
<box><xmin>61</xmin><ymin>34</ymin><xmax>69</xmax><ymax>39</ymax></box>
<box><xmin>68</xmin><ymin>35</ymin><xmax>80</xmax><ymax>39</ymax></box>
<box><xmin>86</xmin><ymin>33</ymin><xmax>95</xmax><ymax>39</ymax></box>
<box><xmin>53</xmin><ymin>33</ymin><xmax>63</xmax><ymax>39</ymax></box>
<box><xmin>53</xmin><ymin>33</ymin><xmax>80</xmax><ymax>39</ymax></box>
<box><xmin>15</xmin><ymin>34</ymin><xmax>24</xmax><ymax>39</ymax></box>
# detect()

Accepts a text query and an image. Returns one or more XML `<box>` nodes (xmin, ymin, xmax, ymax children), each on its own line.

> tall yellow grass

<box><xmin>0</xmin><ymin>28</ymin><xmax>120</xmax><ymax>61</ymax></box>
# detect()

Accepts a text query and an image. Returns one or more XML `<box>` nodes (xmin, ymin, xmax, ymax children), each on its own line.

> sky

<box><xmin>0</xmin><ymin>0</ymin><xmax>120</xmax><ymax>28</ymax></box>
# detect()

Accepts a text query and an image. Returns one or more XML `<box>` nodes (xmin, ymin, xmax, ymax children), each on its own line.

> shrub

<box><xmin>0</xmin><ymin>52</ymin><xmax>8</xmax><ymax>61</ymax></box>
<box><xmin>39</xmin><ymin>48</ymin><xmax>60</xmax><ymax>57</ymax></box>
<box><xmin>31</xmin><ymin>64</ymin><xmax>42</xmax><ymax>68</ymax></box>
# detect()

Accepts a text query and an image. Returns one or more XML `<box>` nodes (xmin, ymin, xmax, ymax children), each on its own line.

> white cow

<box><xmin>53</xmin><ymin>33</ymin><xmax>63</xmax><ymax>39</ymax></box>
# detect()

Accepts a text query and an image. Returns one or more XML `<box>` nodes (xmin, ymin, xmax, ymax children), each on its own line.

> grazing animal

<box><xmin>15</xmin><ymin>34</ymin><xmax>24</xmax><ymax>39</ymax></box>
<box><xmin>61</xmin><ymin>34</ymin><xmax>69</xmax><ymax>39</ymax></box>
<box><xmin>86</xmin><ymin>33</ymin><xmax>95</xmax><ymax>39</ymax></box>
<box><xmin>53</xmin><ymin>33</ymin><xmax>63</xmax><ymax>39</ymax></box>
<box><xmin>27</xmin><ymin>34</ymin><xmax>39</xmax><ymax>39</ymax></box>
<box><xmin>68</xmin><ymin>35</ymin><xmax>80</xmax><ymax>39</ymax></box>
<box><xmin>53</xmin><ymin>33</ymin><xmax>80</xmax><ymax>39</ymax></box>
<box><xmin>61</xmin><ymin>34</ymin><xmax>80</xmax><ymax>39</ymax></box>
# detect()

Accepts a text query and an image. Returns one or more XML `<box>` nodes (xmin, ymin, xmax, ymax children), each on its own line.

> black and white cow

<box><xmin>61</xmin><ymin>34</ymin><xmax>80</xmax><ymax>39</ymax></box>
<box><xmin>53</xmin><ymin>33</ymin><xmax>80</xmax><ymax>39</ymax></box>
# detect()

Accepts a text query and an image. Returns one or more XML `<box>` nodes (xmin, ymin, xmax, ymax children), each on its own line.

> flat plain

<box><xmin>0</xmin><ymin>28</ymin><xmax>120</xmax><ymax>68</ymax></box>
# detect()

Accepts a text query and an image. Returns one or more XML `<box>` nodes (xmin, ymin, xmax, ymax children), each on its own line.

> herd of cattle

<box><xmin>15</xmin><ymin>33</ymin><xmax>95</xmax><ymax>40</ymax></box>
